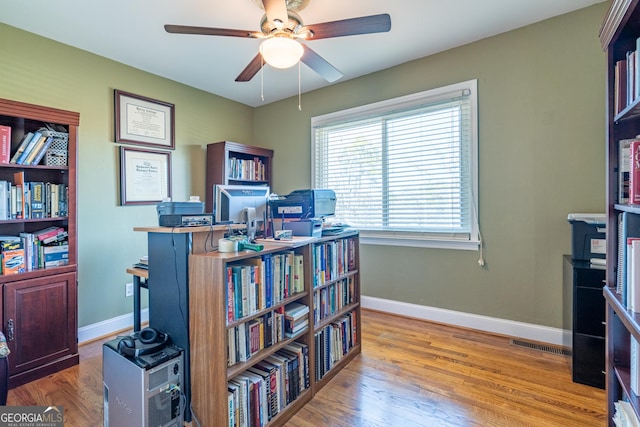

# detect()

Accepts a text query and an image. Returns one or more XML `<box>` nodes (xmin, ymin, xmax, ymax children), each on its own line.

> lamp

<box><xmin>259</xmin><ymin>37</ymin><xmax>304</xmax><ymax>69</ymax></box>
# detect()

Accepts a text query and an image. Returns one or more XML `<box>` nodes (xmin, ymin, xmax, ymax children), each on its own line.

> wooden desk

<box><xmin>126</xmin><ymin>267</ymin><xmax>148</xmax><ymax>332</ymax></box>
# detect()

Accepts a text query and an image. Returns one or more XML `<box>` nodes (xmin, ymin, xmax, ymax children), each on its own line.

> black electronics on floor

<box><xmin>102</xmin><ymin>330</ymin><xmax>184</xmax><ymax>427</ymax></box>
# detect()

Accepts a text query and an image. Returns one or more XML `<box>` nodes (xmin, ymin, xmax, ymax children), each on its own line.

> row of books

<box><xmin>228</xmin><ymin>342</ymin><xmax>309</xmax><ymax>427</ymax></box>
<box><xmin>0</xmin><ymin>124</ymin><xmax>68</xmax><ymax>166</ymax></box>
<box><xmin>228</xmin><ymin>311</ymin><xmax>283</xmax><ymax>367</ymax></box>
<box><xmin>313</xmin><ymin>276</ymin><xmax>357</xmax><ymax>324</ymax></box>
<box><xmin>0</xmin><ymin>226</ymin><xmax>69</xmax><ymax>274</ymax></box>
<box><xmin>227</xmin><ymin>302</ymin><xmax>309</xmax><ymax>367</ymax></box>
<box><xmin>614</xmin><ymin>37</ymin><xmax>640</xmax><ymax>115</ymax></box>
<box><xmin>228</xmin><ymin>156</ymin><xmax>268</xmax><ymax>182</ymax></box>
<box><xmin>0</xmin><ymin>174</ymin><xmax>67</xmax><ymax>220</ymax></box>
<box><xmin>312</xmin><ymin>237</ymin><xmax>357</xmax><ymax>288</ymax></box>
<box><xmin>617</xmin><ymin>212</ymin><xmax>640</xmax><ymax>305</ymax></box>
<box><xmin>314</xmin><ymin>311</ymin><xmax>357</xmax><ymax>382</ymax></box>
<box><xmin>226</xmin><ymin>251</ymin><xmax>305</xmax><ymax>322</ymax></box>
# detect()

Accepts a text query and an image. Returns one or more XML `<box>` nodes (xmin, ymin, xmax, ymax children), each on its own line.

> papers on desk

<box><xmin>255</xmin><ymin>236</ymin><xmax>318</xmax><ymax>246</ymax></box>
<box><xmin>133</xmin><ymin>255</ymin><xmax>148</xmax><ymax>269</ymax></box>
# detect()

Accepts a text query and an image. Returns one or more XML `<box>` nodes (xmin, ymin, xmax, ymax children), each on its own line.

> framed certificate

<box><xmin>120</xmin><ymin>146</ymin><xmax>172</xmax><ymax>205</ymax></box>
<box><xmin>115</xmin><ymin>89</ymin><xmax>175</xmax><ymax>149</ymax></box>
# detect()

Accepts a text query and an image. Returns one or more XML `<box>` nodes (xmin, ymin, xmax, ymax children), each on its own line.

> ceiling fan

<box><xmin>164</xmin><ymin>0</ymin><xmax>391</xmax><ymax>83</ymax></box>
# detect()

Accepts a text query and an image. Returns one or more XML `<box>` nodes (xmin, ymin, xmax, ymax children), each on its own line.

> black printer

<box><xmin>270</xmin><ymin>189</ymin><xmax>336</xmax><ymax>219</ymax></box>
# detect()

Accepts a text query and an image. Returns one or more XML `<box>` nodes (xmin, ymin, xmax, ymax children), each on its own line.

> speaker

<box><xmin>117</xmin><ymin>328</ymin><xmax>169</xmax><ymax>358</ymax></box>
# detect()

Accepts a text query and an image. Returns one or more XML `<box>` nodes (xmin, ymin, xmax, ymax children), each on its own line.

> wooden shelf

<box><xmin>205</xmin><ymin>141</ymin><xmax>273</xmax><ymax>213</ymax></box>
<box><xmin>0</xmin><ymin>98</ymin><xmax>78</xmax><ymax>387</ymax></box>
<box><xmin>602</xmin><ymin>1</ymin><xmax>640</xmax><ymax>423</ymax></box>
<box><xmin>188</xmin><ymin>232</ymin><xmax>361</xmax><ymax>426</ymax></box>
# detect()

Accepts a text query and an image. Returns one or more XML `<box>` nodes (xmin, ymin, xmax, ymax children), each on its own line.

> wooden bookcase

<box><xmin>205</xmin><ymin>141</ymin><xmax>274</xmax><ymax>213</ymax></box>
<box><xmin>602</xmin><ymin>0</ymin><xmax>640</xmax><ymax>424</ymax></box>
<box><xmin>188</xmin><ymin>231</ymin><xmax>361</xmax><ymax>426</ymax></box>
<box><xmin>0</xmin><ymin>98</ymin><xmax>78</xmax><ymax>387</ymax></box>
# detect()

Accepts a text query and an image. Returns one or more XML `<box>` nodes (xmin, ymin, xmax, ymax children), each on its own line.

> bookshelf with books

<box><xmin>186</xmin><ymin>230</ymin><xmax>360</xmax><ymax>426</ymax></box>
<box><xmin>0</xmin><ymin>98</ymin><xmax>78</xmax><ymax>387</ymax></box>
<box><xmin>311</xmin><ymin>233</ymin><xmax>361</xmax><ymax>388</ymax></box>
<box><xmin>205</xmin><ymin>141</ymin><xmax>274</xmax><ymax>212</ymax></box>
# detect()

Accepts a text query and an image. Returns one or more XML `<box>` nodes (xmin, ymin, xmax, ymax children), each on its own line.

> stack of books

<box><xmin>132</xmin><ymin>255</ymin><xmax>148</xmax><ymax>270</ymax></box>
<box><xmin>0</xmin><ymin>227</ymin><xmax>69</xmax><ymax>274</ymax></box>
<box><xmin>34</xmin><ymin>226</ymin><xmax>68</xmax><ymax>268</ymax></box>
<box><xmin>284</xmin><ymin>302</ymin><xmax>309</xmax><ymax>338</ymax></box>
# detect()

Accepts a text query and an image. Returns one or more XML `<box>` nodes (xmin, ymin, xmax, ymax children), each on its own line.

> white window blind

<box><xmin>312</xmin><ymin>80</ymin><xmax>479</xmax><ymax>249</ymax></box>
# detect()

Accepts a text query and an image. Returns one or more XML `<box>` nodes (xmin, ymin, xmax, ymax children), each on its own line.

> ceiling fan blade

<box><xmin>262</xmin><ymin>0</ymin><xmax>288</xmax><ymax>28</ymax></box>
<box><xmin>301</xmin><ymin>14</ymin><xmax>391</xmax><ymax>40</ymax></box>
<box><xmin>235</xmin><ymin>53</ymin><xmax>265</xmax><ymax>82</ymax></box>
<box><xmin>301</xmin><ymin>44</ymin><xmax>343</xmax><ymax>83</ymax></box>
<box><xmin>164</xmin><ymin>24</ymin><xmax>260</xmax><ymax>38</ymax></box>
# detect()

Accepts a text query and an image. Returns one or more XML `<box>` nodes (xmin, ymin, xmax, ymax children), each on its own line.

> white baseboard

<box><xmin>361</xmin><ymin>296</ymin><xmax>570</xmax><ymax>347</ymax></box>
<box><xmin>78</xmin><ymin>309</ymin><xmax>149</xmax><ymax>344</ymax></box>
<box><xmin>79</xmin><ymin>299</ymin><xmax>570</xmax><ymax>348</ymax></box>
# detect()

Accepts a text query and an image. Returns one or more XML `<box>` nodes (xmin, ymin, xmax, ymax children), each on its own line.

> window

<box><xmin>312</xmin><ymin>80</ymin><xmax>479</xmax><ymax>249</ymax></box>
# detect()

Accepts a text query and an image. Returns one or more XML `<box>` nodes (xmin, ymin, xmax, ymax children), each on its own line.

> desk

<box><xmin>133</xmin><ymin>224</ymin><xmax>245</xmax><ymax>423</ymax></box>
<box><xmin>126</xmin><ymin>267</ymin><xmax>149</xmax><ymax>332</ymax></box>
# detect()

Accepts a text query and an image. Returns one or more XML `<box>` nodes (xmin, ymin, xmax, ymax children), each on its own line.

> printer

<box><xmin>269</xmin><ymin>189</ymin><xmax>336</xmax><ymax>237</ymax></box>
<box><xmin>270</xmin><ymin>189</ymin><xmax>336</xmax><ymax>219</ymax></box>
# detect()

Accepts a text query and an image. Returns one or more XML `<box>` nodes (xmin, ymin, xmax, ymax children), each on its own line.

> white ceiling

<box><xmin>0</xmin><ymin>0</ymin><xmax>605</xmax><ymax>107</ymax></box>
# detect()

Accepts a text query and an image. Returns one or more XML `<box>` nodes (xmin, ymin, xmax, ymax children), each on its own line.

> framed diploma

<box><xmin>120</xmin><ymin>146</ymin><xmax>172</xmax><ymax>205</ymax></box>
<box><xmin>115</xmin><ymin>89</ymin><xmax>175</xmax><ymax>149</ymax></box>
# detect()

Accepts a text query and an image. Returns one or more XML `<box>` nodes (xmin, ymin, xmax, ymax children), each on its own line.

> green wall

<box><xmin>253</xmin><ymin>3</ymin><xmax>608</xmax><ymax>328</ymax></box>
<box><xmin>0</xmin><ymin>24</ymin><xmax>254</xmax><ymax>327</ymax></box>
<box><xmin>0</xmin><ymin>2</ymin><xmax>607</xmax><ymax>331</ymax></box>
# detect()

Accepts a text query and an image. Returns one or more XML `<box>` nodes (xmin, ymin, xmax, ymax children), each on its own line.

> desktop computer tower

<box><xmin>103</xmin><ymin>336</ymin><xmax>184</xmax><ymax>427</ymax></box>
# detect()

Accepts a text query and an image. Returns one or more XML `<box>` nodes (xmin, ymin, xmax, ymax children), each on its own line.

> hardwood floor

<box><xmin>6</xmin><ymin>309</ymin><xmax>606</xmax><ymax>426</ymax></box>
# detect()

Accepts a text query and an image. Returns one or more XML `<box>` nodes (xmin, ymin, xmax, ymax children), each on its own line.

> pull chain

<box><xmin>261</xmin><ymin>57</ymin><xmax>265</xmax><ymax>102</ymax></box>
<box><xmin>298</xmin><ymin>61</ymin><xmax>302</xmax><ymax>111</ymax></box>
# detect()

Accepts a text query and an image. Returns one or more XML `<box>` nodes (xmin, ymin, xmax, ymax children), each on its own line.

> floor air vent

<box><xmin>510</xmin><ymin>339</ymin><xmax>571</xmax><ymax>356</ymax></box>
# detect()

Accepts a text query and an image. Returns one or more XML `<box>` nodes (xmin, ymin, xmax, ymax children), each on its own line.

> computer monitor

<box><xmin>214</xmin><ymin>184</ymin><xmax>270</xmax><ymax>226</ymax></box>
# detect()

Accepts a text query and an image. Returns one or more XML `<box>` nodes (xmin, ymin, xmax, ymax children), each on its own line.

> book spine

<box><xmin>0</xmin><ymin>181</ymin><xmax>7</xmax><ymax>221</ymax></box>
<box><xmin>10</xmin><ymin>132</ymin><xmax>32</xmax><ymax>164</ymax></box>
<box><xmin>630</xmin><ymin>238</ymin><xmax>640</xmax><ymax>312</ymax></box>
<box><xmin>31</xmin><ymin>136</ymin><xmax>54</xmax><ymax>166</ymax></box>
<box><xmin>0</xmin><ymin>126</ymin><xmax>10</xmax><ymax>165</ymax></box>
<box><xmin>227</xmin><ymin>266</ymin><xmax>234</xmax><ymax>322</ymax></box>
<box><xmin>34</xmin><ymin>226</ymin><xmax>64</xmax><ymax>241</ymax></box>
<box><xmin>24</xmin><ymin>135</ymin><xmax>51</xmax><ymax>165</ymax></box>
<box><xmin>16</xmin><ymin>131</ymin><xmax>42</xmax><ymax>165</ymax></box>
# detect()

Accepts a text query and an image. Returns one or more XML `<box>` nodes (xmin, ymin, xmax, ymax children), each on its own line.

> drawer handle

<box><xmin>602</xmin><ymin>321</ymin><xmax>606</xmax><ymax>325</ymax></box>
<box><xmin>601</xmin><ymin>370</ymin><xmax>606</xmax><ymax>375</ymax></box>
<box><xmin>6</xmin><ymin>319</ymin><xmax>14</xmax><ymax>342</ymax></box>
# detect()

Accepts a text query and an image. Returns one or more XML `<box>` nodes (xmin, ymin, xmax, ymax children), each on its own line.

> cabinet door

<box><xmin>3</xmin><ymin>272</ymin><xmax>77</xmax><ymax>375</ymax></box>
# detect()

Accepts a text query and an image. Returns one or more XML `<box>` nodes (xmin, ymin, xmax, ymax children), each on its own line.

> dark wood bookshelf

<box><xmin>205</xmin><ymin>141</ymin><xmax>273</xmax><ymax>212</ymax></box>
<box><xmin>602</xmin><ymin>1</ymin><xmax>640</xmax><ymax>423</ymax></box>
<box><xmin>0</xmin><ymin>98</ymin><xmax>78</xmax><ymax>388</ymax></box>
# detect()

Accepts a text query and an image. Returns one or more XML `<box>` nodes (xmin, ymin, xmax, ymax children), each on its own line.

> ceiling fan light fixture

<box><xmin>259</xmin><ymin>37</ymin><xmax>303</xmax><ymax>69</ymax></box>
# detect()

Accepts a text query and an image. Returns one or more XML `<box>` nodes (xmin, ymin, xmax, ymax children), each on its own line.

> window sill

<box><xmin>360</xmin><ymin>233</ymin><xmax>480</xmax><ymax>251</ymax></box>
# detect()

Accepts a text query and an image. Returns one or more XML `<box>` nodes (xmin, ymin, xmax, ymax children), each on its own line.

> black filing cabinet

<box><xmin>563</xmin><ymin>255</ymin><xmax>605</xmax><ymax>389</ymax></box>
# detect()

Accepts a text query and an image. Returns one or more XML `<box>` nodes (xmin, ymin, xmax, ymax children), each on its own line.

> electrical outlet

<box><xmin>125</xmin><ymin>282</ymin><xmax>134</xmax><ymax>297</ymax></box>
